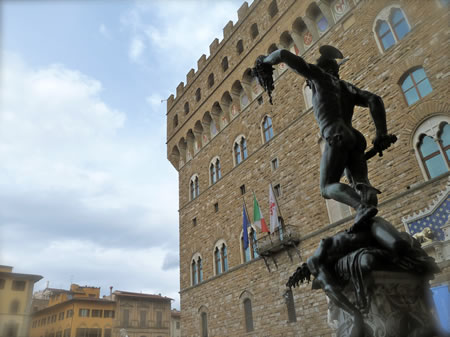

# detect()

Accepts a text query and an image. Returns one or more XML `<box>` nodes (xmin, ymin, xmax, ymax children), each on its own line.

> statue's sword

<box><xmin>364</xmin><ymin>134</ymin><xmax>397</xmax><ymax>160</ymax></box>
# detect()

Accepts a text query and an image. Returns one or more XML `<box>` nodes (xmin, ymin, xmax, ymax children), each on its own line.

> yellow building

<box><xmin>30</xmin><ymin>284</ymin><xmax>115</xmax><ymax>337</ymax></box>
<box><xmin>0</xmin><ymin>265</ymin><xmax>42</xmax><ymax>337</ymax></box>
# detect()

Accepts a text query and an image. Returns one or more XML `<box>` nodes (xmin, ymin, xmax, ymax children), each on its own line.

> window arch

<box><xmin>250</xmin><ymin>23</ymin><xmax>259</xmax><ymax>39</ymax></box>
<box><xmin>236</xmin><ymin>40</ymin><xmax>244</xmax><ymax>54</ymax></box>
<box><xmin>413</xmin><ymin>116</ymin><xmax>450</xmax><ymax>180</ymax></box>
<box><xmin>190</xmin><ymin>175</ymin><xmax>200</xmax><ymax>201</ymax></box>
<box><xmin>221</xmin><ymin>57</ymin><xmax>229</xmax><ymax>72</ymax></box>
<box><xmin>213</xmin><ymin>240</ymin><xmax>228</xmax><ymax>275</ymax></box>
<box><xmin>268</xmin><ymin>0</ymin><xmax>278</xmax><ymax>18</ymax></box>
<box><xmin>207</xmin><ymin>73</ymin><xmax>214</xmax><ymax>88</ymax></box>
<box><xmin>198</xmin><ymin>307</ymin><xmax>208</xmax><ymax>337</ymax></box>
<box><xmin>374</xmin><ymin>6</ymin><xmax>411</xmax><ymax>52</ymax></box>
<box><xmin>292</xmin><ymin>17</ymin><xmax>313</xmax><ymax>52</ymax></box>
<box><xmin>306</xmin><ymin>3</ymin><xmax>329</xmax><ymax>36</ymax></box>
<box><xmin>191</xmin><ymin>253</ymin><xmax>203</xmax><ymax>286</ymax></box>
<box><xmin>262</xmin><ymin>116</ymin><xmax>274</xmax><ymax>143</ymax></box>
<box><xmin>195</xmin><ymin>88</ymin><xmax>201</xmax><ymax>102</ymax></box>
<box><xmin>241</xmin><ymin>226</ymin><xmax>259</xmax><ymax>263</ymax></box>
<box><xmin>400</xmin><ymin>67</ymin><xmax>432</xmax><ymax>106</ymax></box>
<box><xmin>233</xmin><ymin>136</ymin><xmax>248</xmax><ymax>166</ymax></box>
<box><xmin>172</xmin><ymin>114</ymin><xmax>178</xmax><ymax>129</ymax></box>
<box><xmin>184</xmin><ymin>102</ymin><xmax>190</xmax><ymax>115</ymax></box>
<box><xmin>232</xmin><ymin>80</ymin><xmax>249</xmax><ymax>111</ymax></box>
<box><xmin>209</xmin><ymin>157</ymin><xmax>222</xmax><ymax>185</ymax></box>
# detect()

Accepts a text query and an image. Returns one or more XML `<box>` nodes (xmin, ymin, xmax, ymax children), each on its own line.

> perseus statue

<box><xmin>253</xmin><ymin>46</ymin><xmax>396</xmax><ymax>232</ymax></box>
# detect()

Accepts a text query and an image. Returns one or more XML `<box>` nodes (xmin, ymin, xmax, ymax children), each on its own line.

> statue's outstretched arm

<box><xmin>263</xmin><ymin>49</ymin><xmax>313</xmax><ymax>78</ymax></box>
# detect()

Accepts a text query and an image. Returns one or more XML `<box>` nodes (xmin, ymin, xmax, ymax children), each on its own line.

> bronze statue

<box><xmin>254</xmin><ymin>47</ymin><xmax>439</xmax><ymax>337</ymax></box>
<box><xmin>253</xmin><ymin>46</ymin><xmax>396</xmax><ymax>231</ymax></box>
<box><xmin>287</xmin><ymin>216</ymin><xmax>439</xmax><ymax>337</ymax></box>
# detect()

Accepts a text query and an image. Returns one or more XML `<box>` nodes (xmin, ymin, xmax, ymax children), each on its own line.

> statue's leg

<box><xmin>320</xmin><ymin>141</ymin><xmax>361</xmax><ymax>209</ymax></box>
<box><xmin>370</xmin><ymin>217</ymin><xmax>412</xmax><ymax>255</ymax></box>
<box><xmin>346</xmin><ymin>145</ymin><xmax>380</xmax><ymax>231</ymax></box>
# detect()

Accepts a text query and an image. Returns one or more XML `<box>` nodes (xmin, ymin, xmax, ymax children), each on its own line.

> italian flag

<box><xmin>253</xmin><ymin>194</ymin><xmax>269</xmax><ymax>233</ymax></box>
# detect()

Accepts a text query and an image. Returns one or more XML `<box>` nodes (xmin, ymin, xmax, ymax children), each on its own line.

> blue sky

<box><xmin>1</xmin><ymin>0</ymin><xmax>245</xmax><ymax>309</ymax></box>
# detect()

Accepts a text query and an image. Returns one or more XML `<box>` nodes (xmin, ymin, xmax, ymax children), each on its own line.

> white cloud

<box><xmin>99</xmin><ymin>23</ymin><xmax>111</xmax><ymax>39</ymax></box>
<box><xmin>129</xmin><ymin>36</ymin><xmax>145</xmax><ymax>63</ymax></box>
<box><xmin>121</xmin><ymin>0</ymin><xmax>242</xmax><ymax>70</ymax></box>
<box><xmin>0</xmin><ymin>52</ymin><xmax>180</xmax><ymax>306</ymax></box>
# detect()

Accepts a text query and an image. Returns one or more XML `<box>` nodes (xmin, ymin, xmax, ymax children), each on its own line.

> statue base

<box><xmin>328</xmin><ymin>271</ymin><xmax>439</xmax><ymax>337</ymax></box>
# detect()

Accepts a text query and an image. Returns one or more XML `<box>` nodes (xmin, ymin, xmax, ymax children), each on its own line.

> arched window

<box><xmin>209</xmin><ymin>158</ymin><xmax>221</xmax><ymax>185</ymax></box>
<box><xmin>306</xmin><ymin>3</ymin><xmax>329</xmax><ymax>36</ymax></box>
<box><xmin>191</xmin><ymin>254</ymin><xmax>203</xmax><ymax>286</ymax></box>
<box><xmin>200</xmin><ymin>311</ymin><xmax>208</xmax><ymax>337</ymax></box>
<box><xmin>250</xmin><ymin>23</ymin><xmax>259</xmax><ymax>39</ymax></box>
<box><xmin>236</xmin><ymin>40</ymin><xmax>244</xmax><ymax>54</ymax></box>
<box><xmin>400</xmin><ymin>67</ymin><xmax>432</xmax><ymax>106</ymax></box>
<box><xmin>208</xmin><ymin>73</ymin><xmax>214</xmax><ymax>88</ymax></box>
<box><xmin>198</xmin><ymin>256</ymin><xmax>203</xmax><ymax>282</ymax></box>
<box><xmin>195</xmin><ymin>88</ymin><xmax>201</xmax><ymax>102</ymax></box>
<box><xmin>192</xmin><ymin>260</ymin><xmax>198</xmax><ymax>285</ymax></box>
<box><xmin>268</xmin><ymin>0</ymin><xmax>278</xmax><ymax>18</ymax></box>
<box><xmin>243</xmin><ymin>298</ymin><xmax>254</xmax><ymax>332</ymax></box>
<box><xmin>214</xmin><ymin>246</ymin><xmax>221</xmax><ymax>274</ymax></box>
<box><xmin>10</xmin><ymin>300</ymin><xmax>19</xmax><ymax>314</ymax></box>
<box><xmin>374</xmin><ymin>6</ymin><xmax>410</xmax><ymax>52</ymax></box>
<box><xmin>262</xmin><ymin>116</ymin><xmax>274</xmax><ymax>143</ymax></box>
<box><xmin>234</xmin><ymin>136</ymin><xmax>248</xmax><ymax>165</ymax></box>
<box><xmin>242</xmin><ymin>227</ymin><xmax>259</xmax><ymax>263</ymax></box>
<box><xmin>222</xmin><ymin>57</ymin><xmax>229</xmax><ymax>72</ymax></box>
<box><xmin>184</xmin><ymin>102</ymin><xmax>190</xmax><ymax>115</ymax></box>
<box><xmin>412</xmin><ymin>117</ymin><xmax>449</xmax><ymax>180</ymax></box>
<box><xmin>190</xmin><ymin>175</ymin><xmax>200</xmax><ymax>200</ymax></box>
<box><xmin>214</xmin><ymin>241</ymin><xmax>228</xmax><ymax>275</ymax></box>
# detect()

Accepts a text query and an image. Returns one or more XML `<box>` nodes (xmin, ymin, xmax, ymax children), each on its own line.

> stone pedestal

<box><xmin>327</xmin><ymin>271</ymin><xmax>440</xmax><ymax>337</ymax></box>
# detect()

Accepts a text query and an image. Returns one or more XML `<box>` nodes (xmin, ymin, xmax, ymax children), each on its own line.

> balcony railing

<box><xmin>256</xmin><ymin>225</ymin><xmax>300</xmax><ymax>257</ymax></box>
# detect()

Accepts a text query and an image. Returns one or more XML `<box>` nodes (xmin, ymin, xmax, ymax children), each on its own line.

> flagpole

<box><xmin>269</xmin><ymin>182</ymin><xmax>285</xmax><ymax>221</ymax></box>
<box><xmin>252</xmin><ymin>190</ymin><xmax>273</xmax><ymax>245</ymax></box>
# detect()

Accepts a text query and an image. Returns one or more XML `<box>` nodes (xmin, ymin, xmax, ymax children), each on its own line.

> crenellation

<box><xmin>209</xmin><ymin>38</ymin><xmax>220</xmax><ymax>56</ymax></box>
<box><xmin>223</xmin><ymin>20</ymin><xmax>234</xmax><ymax>39</ymax></box>
<box><xmin>167</xmin><ymin>94</ymin><xmax>175</xmax><ymax>111</ymax></box>
<box><xmin>176</xmin><ymin>82</ymin><xmax>184</xmax><ymax>99</ymax></box>
<box><xmin>237</xmin><ymin>2</ymin><xmax>249</xmax><ymax>21</ymax></box>
<box><xmin>186</xmin><ymin>68</ymin><xmax>195</xmax><ymax>85</ymax></box>
<box><xmin>197</xmin><ymin>54</ymin><xmax>207</xmax><ymax>70</ymax></box>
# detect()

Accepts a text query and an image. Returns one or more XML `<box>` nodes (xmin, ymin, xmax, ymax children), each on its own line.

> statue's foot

<box><xmin>349</xmin><ymin>206</ymin><xmax>378</xmax><ymax>233</ymax></box>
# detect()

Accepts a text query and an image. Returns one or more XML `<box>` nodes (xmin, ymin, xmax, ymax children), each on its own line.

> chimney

<box><xmin>110</xmin><ymin>286</ymin><xmax>113</xmax><ymax>298</ymax></box>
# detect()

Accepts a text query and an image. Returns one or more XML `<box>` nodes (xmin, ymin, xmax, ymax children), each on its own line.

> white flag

<box><xmin>269</xmin><ymin>184</ymin><xmax>279</xmax><ymax>233</ymax></box>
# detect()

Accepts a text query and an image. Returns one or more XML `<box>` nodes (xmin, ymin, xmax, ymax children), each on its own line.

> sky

<box><xmin>1</xmin><ymin>0</ymin><xmax>246</xmax><ymax>310</ymax></box>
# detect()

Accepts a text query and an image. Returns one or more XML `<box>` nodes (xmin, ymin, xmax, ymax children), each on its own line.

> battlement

<box><xmin>166</xmin><ymin>1</ymin><xmax>257</xmax><ymax>112</ymax></box>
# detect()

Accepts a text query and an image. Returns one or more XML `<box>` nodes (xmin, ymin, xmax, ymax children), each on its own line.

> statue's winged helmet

<box><xmin>316</xmin><ymin>45</ymin><xmax>344</xmax><ymax>77</ymax></box>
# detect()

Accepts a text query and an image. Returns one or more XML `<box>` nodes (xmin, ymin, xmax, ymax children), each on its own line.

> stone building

<box><xmin>165</xmin><ymin>0</ymin><xmax>449</xmax><ymax>336</ymax></box>
<box><xmin>0</xmin><ymin>265</ymin><xmax>42</xmax><ymax>337</ymax></box>
<box><xmin>112</xmin><ymin>290</ymin><xmax>172</xmax><ymax>337</ymax></box>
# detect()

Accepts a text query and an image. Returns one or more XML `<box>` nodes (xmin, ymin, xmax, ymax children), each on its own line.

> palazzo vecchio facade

<box><xmin>166</xmin><ymin>0</ymin><xmax>450</xmax><ymax>336</ymax></box>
